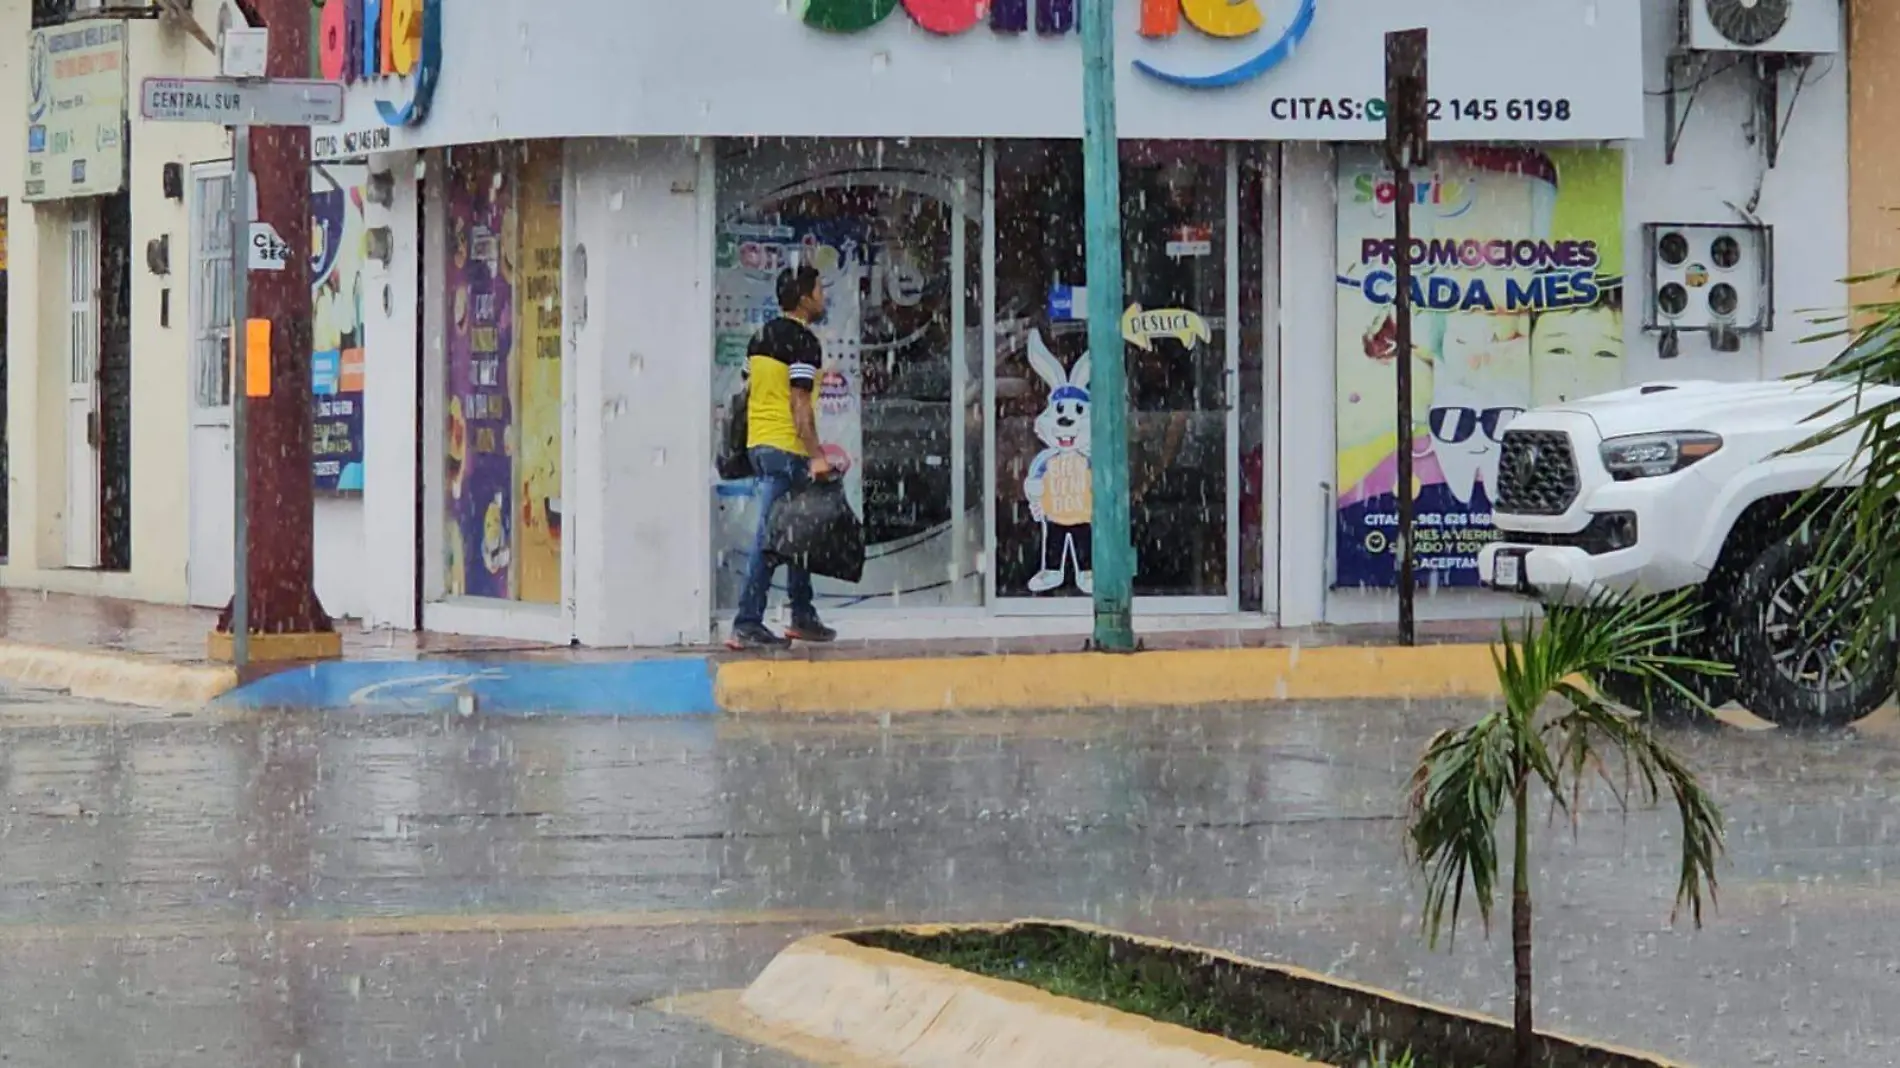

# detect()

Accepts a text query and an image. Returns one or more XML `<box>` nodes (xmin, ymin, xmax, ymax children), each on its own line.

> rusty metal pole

<box><xmin>1384</xmin><ymin>29</ymin><xmax>1429</xmax><ymax>648</ymax></box>
<box><xmin>214</xmin><ymin>0</ymin><xmax>336</xmax><ymax>665</ymax></box>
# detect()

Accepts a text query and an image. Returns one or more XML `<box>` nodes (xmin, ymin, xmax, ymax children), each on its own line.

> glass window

<box><xmin>992</xmin><ymin>139</ymin><xmax>1232</xmax><ymax>602</ymax></box>
<box><xmin>192</xmin><ymin>173</ymin><xmax>233</xmax><ymax>411</ymax></box>
<box><xmin>712</xmin><ymin>139</ymin><xmax>984</xmax><ymax>612</ymax></box>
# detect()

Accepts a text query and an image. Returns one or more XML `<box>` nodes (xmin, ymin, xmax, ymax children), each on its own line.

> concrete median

<box><xmin>0</xmin><ymin>641</ymin><xmax>237</xmax><ymax>709</ymax></box>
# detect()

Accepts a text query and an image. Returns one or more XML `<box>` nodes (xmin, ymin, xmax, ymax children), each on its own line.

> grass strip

<box><xmin>855</xmin><ymin>926</ymin><xmax>1462</xmax><ymax>1068</ymax></box>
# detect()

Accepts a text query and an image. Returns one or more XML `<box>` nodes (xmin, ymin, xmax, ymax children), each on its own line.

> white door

<box><xmin>187</xmin><ymin>166</ymin><xmax>236</xmax><ymax>607</ymax></box>
<box><xmin>64</xmin><ymin>203</ymin><xmax>100</xmax><ymax>569</ymax></box>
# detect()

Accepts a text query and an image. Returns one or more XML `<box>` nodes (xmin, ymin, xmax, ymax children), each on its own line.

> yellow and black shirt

<box><xmin>746</xmin><ymin>317</ymin><xmax>822</xmax><ymax>455</ymax></box>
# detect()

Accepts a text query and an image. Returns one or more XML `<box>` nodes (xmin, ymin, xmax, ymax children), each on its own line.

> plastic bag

<box><xmin>765</xmin><ymin>479</ymin><xmax>865</xmax><ymax>584</ymax></box>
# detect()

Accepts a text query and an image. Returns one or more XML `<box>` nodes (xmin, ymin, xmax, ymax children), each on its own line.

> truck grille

<box><xmin>1495</xmin><ymin>431</ymin><xmax>1579</xmax><ymax>516</ymax></box>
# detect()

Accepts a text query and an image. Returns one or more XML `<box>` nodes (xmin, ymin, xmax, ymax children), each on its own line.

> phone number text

<box><xmin>1264</xmin><ymin>97</ymin><xmax>1575</xmax><ymax>124</ymax></box>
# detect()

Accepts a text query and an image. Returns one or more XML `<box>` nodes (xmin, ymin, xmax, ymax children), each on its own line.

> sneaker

<box><xmin>786</xmin><ymin>618</ymin><xmax>837</xmax><ymax>644</ymax></box>
<box><xmin>726</xmin><ymin>622</ymin><xmax>791</xmax><ymax>650</ymax></box>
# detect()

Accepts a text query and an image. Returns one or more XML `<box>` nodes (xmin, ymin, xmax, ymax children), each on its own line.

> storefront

<box><xmin>314</xmin><ymin>0</ymin><xmax>1847</xmax><ymax>646</ymax></box>
<box><xmin>709</xmin><ymin>137</ymin><xmax>1271</xmax><ymax>617</ymax></box>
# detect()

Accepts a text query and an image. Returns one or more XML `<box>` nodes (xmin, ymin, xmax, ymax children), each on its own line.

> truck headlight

<box><xmin>1599</xmin><ymin>432</ymin><xmax>1723</xmax><ymax>480</ymax></box>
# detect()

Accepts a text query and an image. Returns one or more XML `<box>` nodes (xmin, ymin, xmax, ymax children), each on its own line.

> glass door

<box><xmin>990</xmin><ymin>140</ymin><xmax>1237</xmax><ymax>611</ymax></box>
<box><xmin>712</xmin><ymin>140</ymin><xmax>985</xmax><ymax>613</ymax></box>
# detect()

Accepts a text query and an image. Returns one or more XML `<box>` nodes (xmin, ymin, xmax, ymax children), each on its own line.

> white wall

<box><xmin>1274</xmin><ymin>1</ymin><xmax>1849</xmax><ymax>628</ymax></box>
<box><xmin>313</xmin><ymin>497</ymin><xmax>367</xmax><ymax>619</ymax></box>
<box><xmin>350</xmin><ymin>151</ymin><xmax>420</xmax><ymax>630</ymax></box>
<box><xmin>566</xmin><ymin>138</ymin><xmax>715</xmax><ymax>646</ymax></box>
<box><xmin>1622</xmin><ymin>5</ymin><xmax>1848</xmax><ymax>380</ymax></box>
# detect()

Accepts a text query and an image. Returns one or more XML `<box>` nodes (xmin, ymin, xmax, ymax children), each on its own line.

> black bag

<box><xmin>765</xmin><ymin>479</ymin><xmax>865</xmax><ymax>584</ymax></box>
<box><xmin>716</xmin><ymin>383</ymin><xmax>753</xmax><ymax>481</ymax></box>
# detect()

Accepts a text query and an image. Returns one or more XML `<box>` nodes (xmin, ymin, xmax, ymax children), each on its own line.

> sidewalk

<box><xmin>0</xmin><ymin>589</ymin><xmax>1506</xmax><ymax>715</ymax></box>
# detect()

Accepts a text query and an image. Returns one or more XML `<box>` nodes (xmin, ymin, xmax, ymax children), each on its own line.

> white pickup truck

<box><xmin>1475</xmin><ymin>363</ymin><xmax>1897</xmax><ymax>727</ymax></box>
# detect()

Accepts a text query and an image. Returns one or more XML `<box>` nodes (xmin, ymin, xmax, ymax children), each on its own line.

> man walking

<box><xmin>728</xmin><ymin>265</ymin><xmax>839</xmax><ymax>649</ymax></box>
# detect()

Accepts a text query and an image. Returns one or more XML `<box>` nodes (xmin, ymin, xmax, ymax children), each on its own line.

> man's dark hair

<box><xmin>776</xmin><ymin>265</ymin><xmax>822</xmax><ymax>313</ymax></box>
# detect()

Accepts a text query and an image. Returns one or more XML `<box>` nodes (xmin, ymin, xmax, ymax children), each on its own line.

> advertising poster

<box><xmin>515</xmin><ymin>143</ymin><xmax>564</xmax><ymax>605</ymax></box>
<box><xmin>24</xmin><ymin>21</ymin><xmax>126</xmax><ymax>202</ymax></box>
<box><xmin>1334</xmin><ymin>145</ymin><xmax>1625</xmax><ymax>588</ymax></box>
<box><xmin>444</xmin><ymin>146</ymin><xmax>517</xmax><ymax>600</ymax></box>
<box><xmin>310</xmin><ymin>163</ymin><xmax>368</xmax><ymax>494</ymax></box>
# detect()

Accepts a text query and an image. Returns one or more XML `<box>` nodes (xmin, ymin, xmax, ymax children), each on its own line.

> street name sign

<box><xmin>141</xmin><ymin>77</ymin><xmax>344</xmax><ymax>126</ymax></box>
<box><xmin>248</xmin><ymin>222</ymin><xmax>291</xmax><ymax>271</ymax></box>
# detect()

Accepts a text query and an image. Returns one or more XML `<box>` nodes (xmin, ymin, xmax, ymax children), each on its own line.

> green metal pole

<box><xmin>1080</xmin><ymin>0</ymin><xmax>1135</xmax><ymax>652</ymax></box>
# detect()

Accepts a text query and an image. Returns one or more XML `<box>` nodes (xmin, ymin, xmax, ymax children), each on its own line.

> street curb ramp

<box><xmin>716</xmin><ymin>643</ymin><xmax>1505</xmax><ymax>715</ymax></box>
<box><xmin>0</xmin><ymin>642</ymin><xmax>236</xmax><ymax>709</ymax></box>
<box><xmin>215</xmin><ymin>657</ymin><xmax>721</xmax><ymax>715</ymax></box>
<box><xmin>664</xmin><ymin>920</ymin><xmax>1689</xmax><ymax>1068</ymax></box>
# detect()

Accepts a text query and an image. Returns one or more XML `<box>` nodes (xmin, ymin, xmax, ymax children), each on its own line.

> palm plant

<box><xmin>1405</xmin><ymin>590</ymin><xmax>1728</xmax><ymax>1068</ymax></box>
<box><xmin>1780</xmin><ymin>278</ymin><xmax>1900</xmax><ymax>664</ymax></box>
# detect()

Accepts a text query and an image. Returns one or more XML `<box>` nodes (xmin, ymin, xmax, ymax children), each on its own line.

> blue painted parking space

<box><xmin>218</xmin><ymin>657</ymin><xmax>719</xmax><ymax>717</ymax></box>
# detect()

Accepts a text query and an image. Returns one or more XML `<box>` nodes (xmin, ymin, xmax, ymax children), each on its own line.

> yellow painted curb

<box><xmin>0</xmin><ymin>642</ymin><xmax>236</xmax><ymax>709</ymax></box>
<box><xmin>690</xmin><ymin>933</ymin><xmax>1311</xmax><ymax>1068</ymax></box>
<box><xmin>208</xmin><ymin>628</ymin><xmax>344</xmax><ymax>663</ymax></box>
<box><xmin>716</xmin><ymin>643</ymin><xmax>1502</xmax><ymax>716</ymax></box>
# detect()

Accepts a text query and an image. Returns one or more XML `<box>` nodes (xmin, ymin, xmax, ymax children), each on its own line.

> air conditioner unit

<box><xmin>1684</xmin><ymin>0</ymin><xmax>1841</xmax><ymax>54</ymax></box>
<box><xmin>1642</xmin><ymin>223</ymin><xmax>1774</xmax><ymax>336</ymax></box>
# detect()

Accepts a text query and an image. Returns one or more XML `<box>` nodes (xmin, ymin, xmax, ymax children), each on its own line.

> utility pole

<box><xmin>1080</xmin><ymin>0</ymin><xmax>1135</xmax><ymax>652</ymax></box>
<box><xmin>1385</xmin><ymin>29</ymin><xmax>1429</xmax><ymax>648</ymax></box>
<box><xmin>212</xmin><ymin>0</ymin><xmax>338</xmax><ymax>667</ymax></box>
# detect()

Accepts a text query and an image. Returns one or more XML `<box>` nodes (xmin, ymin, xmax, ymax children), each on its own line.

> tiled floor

<box><xmin>0</xmin><ymin>587</ymin><xmax>1495</xmax><ymax>667</ymax></box>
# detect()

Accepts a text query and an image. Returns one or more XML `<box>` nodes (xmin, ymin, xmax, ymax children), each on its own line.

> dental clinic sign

<box><xmin>796</xmin><ymin>0</ymin><xmax>1644</xmax><ymax>142</ymax></box>
<box><xmin>315</xmin><ymin>0</ymin><xmax>441</xmax><ymax>130</ymax></box>
<box><xmin>802</xmin><ymin>0</ymin><xmax>1314</xmax><ymax>88</ymax></box>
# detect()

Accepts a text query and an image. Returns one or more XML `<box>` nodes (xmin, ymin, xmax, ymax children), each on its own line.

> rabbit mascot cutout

<box><xmin>1023</xmin><ymin>332</ymin><xmax>1093</xmax><ymax>594</ymax></box>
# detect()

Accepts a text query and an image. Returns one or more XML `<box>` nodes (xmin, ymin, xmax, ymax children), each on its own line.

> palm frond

<box><xmin>1406</xmin><ymin>715</ymin><xmax>1513</xmax><ymax>949</ymax></box>
<box><xmin>1541</xmin><ymin>589</ymin><xmax>1733</xmax><ymax>706</ymax></box>
<box><xmin>1543</xmin><ymin>700</ymin><xmax>1726</xmax><ymax>927</ymax></box>
<box><xmin>1783</xmin><ymin>297</ymin><xmax>1900</xmax><ymax>664</ymax></box>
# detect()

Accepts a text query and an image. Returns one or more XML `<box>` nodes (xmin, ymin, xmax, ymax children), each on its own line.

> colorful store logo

<box><xmin>799</xmin><ymin>0</ymin><xmax>1318</xmax><ymax>89</ymax></box>
<box><xmin>1352</xmin><ymin>171</ymin><xmax>1476</xmax><ymax>219</ymax></box>
<box><xmin>1133</xmin><ymin>0</ymin><xmax>1317</xmax><ymax>88</ymax></box>
<box><xmin>317</xmin><ymin>0</ymin><xmax>443</xmax><ymax>127</ymax></box>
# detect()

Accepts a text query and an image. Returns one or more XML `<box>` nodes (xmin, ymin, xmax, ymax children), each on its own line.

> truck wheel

<box><xmin>1590</xmin><ymin>668</ymin><xmax>1732</xmax><ymax>726</ymax></box>
<box><xmin>1729</xmin><ymin>535</ymin><xmax>1896</xmax><ymax>729</ymax></box>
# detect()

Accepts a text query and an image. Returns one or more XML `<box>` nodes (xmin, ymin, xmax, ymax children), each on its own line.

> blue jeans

<box><xmin>735</xmin><ymin>446</ymin><xmax>816</xmax><ymax>628</ymax></box>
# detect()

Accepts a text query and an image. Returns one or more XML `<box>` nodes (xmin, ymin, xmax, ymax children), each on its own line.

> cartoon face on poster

<box><xmin>1334</xmin><ymin>145</ymin><xmax>1626</xmax><ymax>588</ymax></box>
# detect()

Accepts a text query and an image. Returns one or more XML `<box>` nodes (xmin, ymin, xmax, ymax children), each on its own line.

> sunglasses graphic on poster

<box><xmin>1333</xmin><ymin>145</ymin><xmax>1627</xmax><ymax>589</ymax></box>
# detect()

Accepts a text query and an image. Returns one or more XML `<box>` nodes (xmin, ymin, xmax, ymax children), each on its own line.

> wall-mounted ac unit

<box><xmin>1683</xmin><ymin>0</ymin><xmax>1841</xmax><ymax>54</ymax></box>
<box><xmin>1642</xmin><ymin>222</ymin><xmax>1774</xmax><ymax>354</ymax></box>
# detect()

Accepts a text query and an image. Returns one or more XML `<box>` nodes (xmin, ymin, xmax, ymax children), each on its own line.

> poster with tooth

<box><xmin>1332</xmin><ymin>145</ymin><xmax>1625</xmax><ymax>589</ymax></box>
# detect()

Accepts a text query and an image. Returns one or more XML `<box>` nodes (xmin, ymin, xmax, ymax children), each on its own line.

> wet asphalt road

<box><xmin>0</xmin><ymin>691</ymin><xmax>1895</xmax><ymax>1067</ymax></box>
